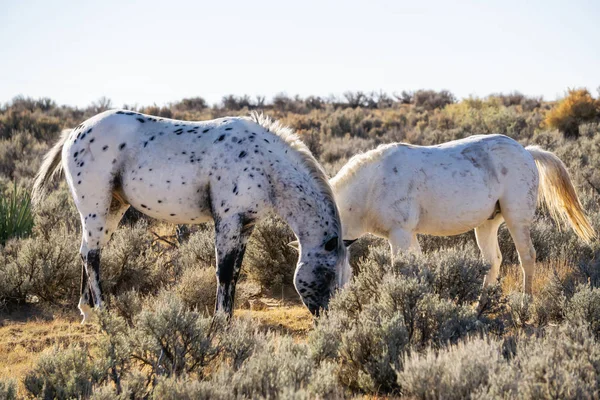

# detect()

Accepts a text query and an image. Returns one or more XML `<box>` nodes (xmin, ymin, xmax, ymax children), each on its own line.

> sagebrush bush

<box><xmin>24</xmin><ymin>345</ymin><xmax>105</xmax><ymax>399</ymax></box>
<box><xmin>172</xmin><ymin>225</ymin><xmax>216</xmax><ymax>275</ymax></box>
<box><xmin>101</xmin><ymin>221</ymin><xmax>170</xmax><ymax>297</ymax></box>
<box><xmin>33</xmin><ymin>183</ymin><xmax>80</xmax><ymax>239</ymax></box>
<box><xmin>210</xmin><ymin>338</ymin><xmax>342</xmax><ymax>399</ymax></box>
<box><xmin>398</xmin><ymin>337</ymin><xmax>505</xmax><ymax>400</ymax></box>
<box><xmin>479</xmin><ymin>324</ymin><xmax>600</xmax><ymax>399</ymax></box>
<box><xmin>0</xmin><ymin>229</ymin><xmax>79</xmax><ymax>306</ymax></box>
<box><xmin>128</xmin><ymin>293</ymin><xmax>221</xmax><ymax>379</ymax></box>
<box><xmin>244</xmin><ymin>214</ymin><xmax>297</xmax><ymax>291</ymax></box>
<box><xmin>544</xmin><ymin>88</ymin><xmax>599</xmax><ymax>138</ymax></box>
<box><xmin>175</xmin><ymin>265</ymin><xmax>217</xmax><ymax>314</ymax></box>
<box><xmin>308</xmin><ymin>249</ymin><xmax>491</xmax><ymax>394</ymax></box>
<box><xmin>566</xmin><ymin>284</ymin><xmax>600</xmax><ymax>339</ymax></box>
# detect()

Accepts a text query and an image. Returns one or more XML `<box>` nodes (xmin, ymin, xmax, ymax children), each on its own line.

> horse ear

<box><xmin>288</xmin><ymin>241</ymin><xmax>300</xmax><ymax>251</ymax></box>
<box><xmin>343</xmin><ymin>239</ymin><xmax>357</xmax><ymax>247</ymax></box>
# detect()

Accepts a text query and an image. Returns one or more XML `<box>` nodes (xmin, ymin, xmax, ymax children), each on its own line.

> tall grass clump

<box><xmin>0</xmin><ymin>182</ymin><xmax>34</xmax><ymax>244</ymax></box>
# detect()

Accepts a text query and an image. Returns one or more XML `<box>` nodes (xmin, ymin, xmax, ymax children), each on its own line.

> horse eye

<box><xmin>324</xmin><ymin>236</ymin><xmax>338</xmax><ymax>251</ymax></box>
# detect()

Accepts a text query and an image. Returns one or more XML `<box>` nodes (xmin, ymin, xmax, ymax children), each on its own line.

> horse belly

<box><xmin>415</xmin><ymin>172</ymin><xmax>500</xmax><ymax>236</ymax></box>
<box><xmin>120</xmin><ymin>164</ymin><xmax>213</xmax><ymax>224</ymax></box>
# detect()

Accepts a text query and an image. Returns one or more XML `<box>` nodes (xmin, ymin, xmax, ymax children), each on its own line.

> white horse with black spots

<box><xmin>33</xmin><ymin>110</ymin><xmax>350</xmax><ymax>322</ymax></box>
<box><xmin>330</xmin><ymin>134</ymin><xmax>595</xmax><ymax>296</ymax></box>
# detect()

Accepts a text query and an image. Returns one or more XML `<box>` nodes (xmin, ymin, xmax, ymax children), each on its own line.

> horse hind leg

<box><xmin>500</xmin><ymin>200</ymin><xmax>536</xmax><ymax>296</ymax></box>
<box><xmin>389</xmin><ymin>228</ymin><xmax>421</xmax><ymax>263</ymax></box>
<box><xmin>78</xmin><ymin>192</ymin><xmax>129</xmax><ymax>323</ymax></box>
<box><xmin>475</xmin><ymin>214</ymin><xmax>504</xmax><ymax>288</ymax></box>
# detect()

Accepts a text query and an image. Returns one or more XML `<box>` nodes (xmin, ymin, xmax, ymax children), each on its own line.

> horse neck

<box><xmin>330</xmin><ymin>170</ymin><xmax>370</xmax><ymax>239</ymax></box>
<box><xmin>270</xmin><ymin>162</ymin><xmax>338</xmax><ymax>247</ymax></box>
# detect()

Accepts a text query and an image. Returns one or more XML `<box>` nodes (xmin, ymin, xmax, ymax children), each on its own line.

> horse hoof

<box><xmin>79</xmin><ymin>304</ymin><xmax>93</xmax><ymax>324</ymax></box>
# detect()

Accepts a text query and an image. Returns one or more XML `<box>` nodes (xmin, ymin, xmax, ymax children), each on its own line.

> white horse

<box><xmin>330</xmin><ymin>134</ymin><xmax>595</xmax><ymax>295</ymax></box>
<box><xmin>33</xmin><ymin>110</ymin><xmax>350</xmax><ymax>321</ymax></box>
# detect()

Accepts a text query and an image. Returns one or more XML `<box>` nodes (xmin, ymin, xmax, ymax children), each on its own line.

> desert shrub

<box><xmin>308</xmin><ymin>249</ymin><xmax>490</xmax><ymax>394</ymax></box>
<box><xmin>565</xmin><ymin>284</ymin><xmax>600</xmax><ymax>339</ymax></box>
<box><xmin>221</xmin><ymin>94</ymin><xmax>254</xmax><ymax>111</ymax></box>
<box><xmin>101</xmin><ymin>221</ymin><xmax>170</xmax><ymax>297</ymax></box>
<box><xmin>398</xmin><ymin>337</ymin><xmax>505</xmax><ymax>400</ymax></box>
<box><xmin>33</xmin><ymin>183</ymin><xmax>81</xmax><ymax>239</ymax></box>
<box><xmin>412</xmin><ymin>89</ymin><xmax>456</xmax><ymax>110</ymax></box>
<box><xmin>175</xmin><ymin>265</ymin><xmax>217</xmax><ymax>314</ymax></box>
<box><xmin>320</xmin><ymin>135</ymin><xmax>378</xmax><ymax>164</ymax></box>
<box><xmin>396</xmin><ymin>247</ymin><xmax>490</xmax><ymax>305</ymax></box>
<box><xmin>128</xmin><ymin>294</ymin><xmax>220</xmax><ymax>379</ymax></box>
<box><xmin>210</xmin><ymin>338</ymin><xmax>342</xmax><ymax>399</ymax></box>
<box><xmin>172</xmin><ymin>225</ymin><xmax>215</xmax><ymax>275</ymax></box>
<box><xmin>0</xmin><ymin>108</ymin><xmax>63</xmax><ymax>141</ymax></box>
<box><xmin>150</xmin><ymin>377</ymin><xmax>215</xmax><ymax>400</ymax></box>
<box><xmin>544</xmin><ymin>88</ymin><xmax>599</xmax><ymax>138</ymax></box>
<box><xmin>272</xmin><ymin>93</ymin><xmax>305</xmax><ymax>114</ymax></box>
<box><xmin>244</xmin><ymin>214</ymin><xmax>297</xmax><ymax>291</ymax></box>
<box><xmin>0</xmin><ymin>379</ymin><xmax>16</xmax><ymax>400</ymax></box>
<box><xmin>507</xmin><ymin>291</ymin><xmax>532</xmax><ymax>328</ymax></box>
<box><xmin>24</xmin><ymin>345</ymin><xmax>105</xmax><ymax>399</ymax></box>
<box><xmin>217</xmin><ymin>317</ymin><xmax>266</xmax><ymax>370</ymax></box>
<box><xmin>110</xmin><ymin>289</ymin><xmax>145</xmax><ymax>325</ymax></box>
<box><xmin>346</xmin><ymin>234</ymin><xmax>387</xmax><ymax>272</ymax></box>
<box><xmin>0</xmin><ymin>182</ymin><xmax>34</xmax><ymax>244</ymax></box>
<box><xmin>95</xmin><ymin>311</ymin><xmax>132</xmax><ymax>395</ymax></box>
<box><xmin>530</xmin><ymin>273</ymin><xmax>569</xmax><ymax>326</ymax></box>
<box><xmin>0</xmin><ymin>230</ymin><xmax>80</xmax><ymax>306</ymax></box>
<box><xmin>437</xmin><ymin>97</ymin><xmax>541</xmax><ymax>139</ymax></box>
<box><xmin>173</xmin><ymin>97</ymin><xmax>208</xmax><ymax>112</ymax></box>
<box><xmin>141</xmin><ymin>104</ymin><xmax>174</xmax><ymax>119</ymax></box>
<box><xmin>489</xmin><ymin>91</ymin><xmax>542</xmax><ymax>111</ymax></box>
<box><xmin>480</xmin><ymin>324</ymin><xmax>600</xmax><ymax>399</ymax></box>
<box><xmin>0</xmin><ymin>130</ymin><xmax>47</xmax><ymax>180</ymax></box>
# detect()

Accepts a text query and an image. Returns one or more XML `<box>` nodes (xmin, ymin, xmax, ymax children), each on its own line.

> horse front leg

<box><xmin>78</xmin><ymin>243</ymin><xmax>104</xmax><ymax>323</ymax></box>
<box><xmin>78</xmin><ymin>262</ymin><xmax>94</xmax><ymax>323</ymax></box>
<box><xmin>214</xmin><ymin>213</ymin><xmax>255</xmax><ymax>316</ymax></box>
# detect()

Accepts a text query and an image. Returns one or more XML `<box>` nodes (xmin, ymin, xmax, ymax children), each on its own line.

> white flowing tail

<box><xmin>526</xmin><ymin>145</ymin><xmax>596</xmax><ymax>243</ymax></box>
<box><xmin>32</xmin><ymin>129</ymin><xmax>71</xmax><ymax>206</ymax></box>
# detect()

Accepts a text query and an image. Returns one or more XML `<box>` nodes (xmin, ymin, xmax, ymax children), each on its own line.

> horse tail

<box><xmin>526</xmin><ymin>145</ymin><xmax>595</xmax><ymax>243</ymax></box>
<box><xmin>32</xmin><ymin>128</ymin><xmax>71</xmax><ymax>206</ymax></box>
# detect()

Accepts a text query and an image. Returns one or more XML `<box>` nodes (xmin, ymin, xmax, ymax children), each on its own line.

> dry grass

<box><xmin>0</xmin><ymin>311</ymin><xmax>99</xmax><ymax>391</ymax></box>
<box><xmin>236</xmin><ymin>305</ymin><xmax>313</xmax><ymax>337</ymax></box>
<box><xmin>0</xmin><ymin>304</ymin><xmax>312</xmax><ymax>388</ymax></box>
<box><xmin>501</xmin><ymin>259</ymin><xmax>576</xmax><ymax>295</ymax></box>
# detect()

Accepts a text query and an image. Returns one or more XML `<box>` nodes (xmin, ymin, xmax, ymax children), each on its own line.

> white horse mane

<box><xmin>248</xmin><ymin>111</ymin><xmax>342</xmax><ymax>234</ymax></box>
<box><xmin>331</xmin><ymin>142</ymin><xmax>400</xmax><ymax>188</ymax></box>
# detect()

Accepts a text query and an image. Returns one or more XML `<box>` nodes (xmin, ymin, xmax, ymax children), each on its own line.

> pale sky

<box><xmin>1</xmin><ymin>0</ymin><xmax>598</xmax><ymax>107</ymax></box>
